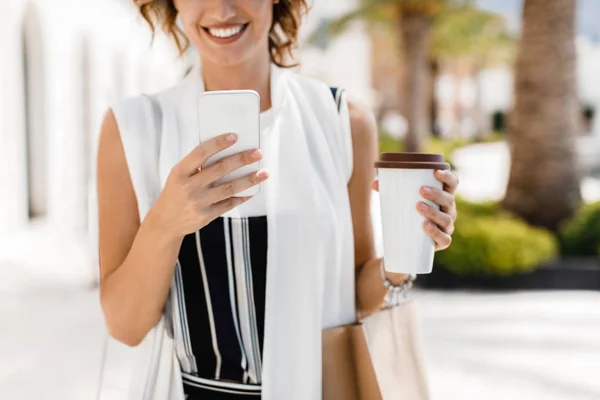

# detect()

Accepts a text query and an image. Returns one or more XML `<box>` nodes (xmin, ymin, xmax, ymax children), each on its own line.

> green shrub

<box><xmin>436</xmin><ymin>202</ymin><xmax>558</xmax><ymax>276</ymax></box>
<box><xmin>559</xmin><ymin>201</ymin><xmax>600</xmax><ymax>257</ymax></box>
<box><xmin>455</xmin><ymin>196</ymin><xmax>498</xmax><ymax>218</ymax></box>
<box><xmin>483</xmin><ymin>132</ymin><xmax>505</xmax><ymax>143</ymax></box>
<box><xmin>379</xmin><ymin>135</ymin><xmax>403</xmax><ymax>153</ymax></box>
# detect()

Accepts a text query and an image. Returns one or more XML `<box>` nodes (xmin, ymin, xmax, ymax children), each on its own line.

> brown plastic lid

<box><xmin>374</xmin><ymin>152</ymin><xmax>450</xmax><ymax>170</ymax></box>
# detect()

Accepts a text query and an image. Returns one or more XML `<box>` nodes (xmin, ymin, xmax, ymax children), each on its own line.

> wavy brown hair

<box><xmin>135</xmin><ymin>0</ymin><xmax>308</xmax><ymax>67</ymax></box>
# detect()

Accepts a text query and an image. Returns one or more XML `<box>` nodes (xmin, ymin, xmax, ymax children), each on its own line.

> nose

<box><xmin>210</xmin><ymin>0</ymin><xmax>236</xmax><ymax>23</ymax></box>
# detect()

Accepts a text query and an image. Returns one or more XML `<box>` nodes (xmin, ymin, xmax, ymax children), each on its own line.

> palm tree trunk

<box><xmin>429</xmin><ymin>59</ymin><xmax>440</xmax><ymax>138</ymax></box>
<box><xmin>451</xmin><ymin>58</ymin><xmax>465</xmax><ymax>139</ymax></box>
<box><xmin>400</xmin><ymin>12</ymin><xmax>432</xmax><ymax>152</ymax></box>
<box><xmin>502</xmin><ymin>0</ymin><xmax>581</xmax><ymax>231</ymax></box>
<box><xmin>472</xmin><ymin>59</ymin><xmax>489</xmax><ymax>141</ymax></box>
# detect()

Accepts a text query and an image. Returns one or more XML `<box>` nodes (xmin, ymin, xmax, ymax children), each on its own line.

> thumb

<box><xmin>372</xmin><ymin>179</ymin><xmax>379</xmax><ymax>192</ymax></box>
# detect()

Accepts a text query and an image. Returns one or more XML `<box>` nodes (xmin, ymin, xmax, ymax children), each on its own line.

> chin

<box><xmin>196</xmin><ymin>44</ymin><xmax>257</xmax><ymax>68</ymax></box>
<box><xmin>201</xmin><ymin>51</ymin><xmax>250</xmax><ymax>68</ymax></box>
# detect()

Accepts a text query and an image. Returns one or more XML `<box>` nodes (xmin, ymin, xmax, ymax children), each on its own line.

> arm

<box><xmin>97</xmin><ymin>110</ymin><xmax>183</xmax><ymax>346</ymax></box>
<box><xmin>346</xmin><ymin>99</ymin><xmax>409</xmax><ymax>317</ymax></box>
<box><xmin>97</xmin><ymin>110</ymin><xmax>267</xmax><ymax>346</ymax></box>
<box><xmin>348</xmin><ymin>99</ymin><xmax>459</xmax><ymax>317</ymax></box>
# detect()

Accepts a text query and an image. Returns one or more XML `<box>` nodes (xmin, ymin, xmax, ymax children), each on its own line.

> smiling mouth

<box><xmin>203</xmin><ymin>23</ymin><xmax>249</xmax><ymax>43</ymax></box>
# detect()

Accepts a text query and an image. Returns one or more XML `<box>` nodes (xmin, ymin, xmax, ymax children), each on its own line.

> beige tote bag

<box><xmin>323</xmin><ymin>300</ymin><xmax>430</xmax><ymax>400</ymax></box>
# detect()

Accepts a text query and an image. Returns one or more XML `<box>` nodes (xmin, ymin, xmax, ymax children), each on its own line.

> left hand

<box><xmin>372</xmin><ymin>169</ymin><xmax>459</xmax><ymax>251</ymax></box>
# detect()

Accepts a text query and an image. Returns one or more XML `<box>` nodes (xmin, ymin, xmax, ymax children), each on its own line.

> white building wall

<box><xmin>1</xmin><ymin>2</ymin><xmax>28</xmax><ymax>231</ymax></box>
<box><xmin>0</xmin><ymin>0</ymin><xmax>191</xmax><ymax>283</ymax></box>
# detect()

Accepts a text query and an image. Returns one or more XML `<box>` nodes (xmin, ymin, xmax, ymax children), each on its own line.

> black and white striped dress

<box><xmin>178</xmin><ymin>216</ymin><xmax>268</xmax><ymax>399</ymax></box>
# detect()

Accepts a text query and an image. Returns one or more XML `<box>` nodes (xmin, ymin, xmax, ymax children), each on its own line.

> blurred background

<box><xmin>1</xmin><ymin>0</ymin><xmax>599</xmax><ymax>399</ymax></box>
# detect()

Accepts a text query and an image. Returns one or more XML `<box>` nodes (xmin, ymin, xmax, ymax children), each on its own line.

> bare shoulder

<box><xmin>98</xmin><ymin>109</ymin><xmax>119</xmax><ymax>151</ymax></box>
<box><xmin>347</xmin><ymin>98</ymin><xmax>377</xmax><ymax>136</ymax></box>
<box><xmin>347</xmin><ymin>97</ymin><xmax>378</xmax><ymax>167</ymax></box>
<box><xmin>97</xmin><ymin>108</ymin><xmax>140</xmax><ymax>281</ymax></box>
<box><xmin>97</xmin><ymin>108</ymin><xmax>136</xmax><ymax>204</ymax></box>
<box><xmin>97</xmin><ymin>109</ymin><xmax>130</xmax><ymax>174</ymax></box>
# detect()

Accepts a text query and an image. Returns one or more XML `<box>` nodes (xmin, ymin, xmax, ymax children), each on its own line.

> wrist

<box><xmin>380</xmin><ymin>259</ymin><xmax>414</xmax><ymax>309</ymax></box>
<box><xmin>141</xmin><ymin>209</ymin><xmax>183</xmax><ymax>247</ymax></box>
<box><xmin>381</xmin><ymin>260</ymin><xmax>411</xmax><ymax>286</ymax></box>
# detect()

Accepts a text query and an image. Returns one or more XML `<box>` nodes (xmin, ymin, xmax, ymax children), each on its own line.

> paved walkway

<box><xmin>0</xmin><ymin>263</ymin><xmax>134</xmax><ymax>400</ymax></box>
<box><xmin>418</xmin><ymin>290</ymin><xmax>600</xmax><ymax>400</ymax></box>
<box><xmin>2</xmin><ymin>262</ymin><xmax>599</xmax><ymax>400</ymax></box>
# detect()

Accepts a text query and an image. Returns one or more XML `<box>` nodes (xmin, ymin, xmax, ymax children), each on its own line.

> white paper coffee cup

<box><xmin>375</xmin><ymin>153</ymin><xmax>450</xmax><ymax>275</ymax></box>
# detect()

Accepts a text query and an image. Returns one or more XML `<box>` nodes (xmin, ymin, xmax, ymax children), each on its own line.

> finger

<box><xmin>208</xmin><ymin>169</ymin><xmax>270</xmax><ymax>203</ymax></box>
<box><xmin>449</xmin><ymin>199</ymin><xmax>458</xmax><ymax>222</ymax></box>
<box><xmin>176</xmin><ymin>133</ymin><xmax>238</xmax><ymax>178</ymax></box>
<box><xmin>420</xmin><ymin>186</ymin><xmax>455</xmax><ymax>212</ymax></box>
<box><xmin>435</xmin><ymin>169</ymin><xmax>459</xmax><ymax>195</ymax></box>
<box><xmin>424</xmin><ymin>221</ymin><xmax>452</xmax><ymax>251</ymax></box>
<box><xmin>372</xmin><ymin>179</ymin><xmax>379</xmax><ymax>192</ymax></box>
<box><xmin>417</xmin><ymin>202</ymin><xmax>454</xmax><ymax>235</ymax></box>
<box><xmin>201</xmin><ymin>149</ymin><xmax>262</xmax><ymax>185</ymax></box>
<box><xmin>206</xmin><ymin>195</ymin><xmax>252</xmax><ymax>220</ymax></box>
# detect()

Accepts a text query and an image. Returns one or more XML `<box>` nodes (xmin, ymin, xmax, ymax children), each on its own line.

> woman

<box><xmin>96</xmin><ymin>0</ymin><xmax>459</xmax><ymax>399</ymax></box>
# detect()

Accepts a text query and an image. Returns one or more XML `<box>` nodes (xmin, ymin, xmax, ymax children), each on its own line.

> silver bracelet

<box><xmin>380</xmin><ymin>260</ymin><xmax>414</xmax><ymax>308</ymax></box>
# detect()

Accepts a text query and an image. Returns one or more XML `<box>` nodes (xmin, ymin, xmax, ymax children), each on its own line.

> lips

<box><xmin>203</xmin><ymin>23</ymin><xmax>249</xmax><ymax>44</ymax></box>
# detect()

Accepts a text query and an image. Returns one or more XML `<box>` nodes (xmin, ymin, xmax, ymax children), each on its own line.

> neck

<box><xmin>201</xmin><ymin>55</ymin><xmax>272</xmax><ymax>112</ymax></box>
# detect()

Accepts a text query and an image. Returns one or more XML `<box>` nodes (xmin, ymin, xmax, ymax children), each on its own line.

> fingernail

<box><xmin>251</xmin><ymin>149</ymin><xmax>262</xmax><ymax>159</ymax></box>
<box><xmin>426</xmin><ymin>222</ymin><xmax>435</xmax><ymax>231</ymax></box>
<box><xmin>422</xmin><ymin>187</ymin><xmax>432</xmax><ymax>195</ymax></box>
<box><xmin>257</xmin><ymin>169</ymin><xmax>269</xmax><ymax>179</ymax></box>
<box><xmin>418</xmin><ymin>202</ymin><xmax>427</xmax><ymax>212</ymax></box>
<box><xmin>227</xmin><ymin>133</ymin><xmax>237</xmax><ymax>142</ymax></box>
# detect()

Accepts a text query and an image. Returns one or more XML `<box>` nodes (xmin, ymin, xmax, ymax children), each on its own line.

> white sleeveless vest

<box><xmin>111</xmin><ymin>65</ymin><xmax>355</xmax><ymax>400</ymax></box>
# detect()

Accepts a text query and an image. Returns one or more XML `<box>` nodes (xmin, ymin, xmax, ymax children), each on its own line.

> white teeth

<box><xmin>208</xmin><ymin>25</ymin><xmax>243</xmax><ymax>39</ymax></box>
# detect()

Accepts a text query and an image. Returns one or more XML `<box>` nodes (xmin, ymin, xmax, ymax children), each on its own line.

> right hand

<box><xmin>147</xmin><ymin>133</ymin><xmax>268</xmax><ymax>238</ymax></box>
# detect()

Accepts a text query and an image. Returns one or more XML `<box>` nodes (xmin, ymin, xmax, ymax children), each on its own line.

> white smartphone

<box><xmin>197</xmin><ymin>90</ymin><xmax>261</xmax><ymax>197</ymax></box>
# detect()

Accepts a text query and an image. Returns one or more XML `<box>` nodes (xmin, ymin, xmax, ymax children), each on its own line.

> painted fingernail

<box><xmin>227</xmin><ymin>133</ymin><xmax>237</xmax><ymax>142</ymax></box>
<box><xmin>257</xmin><ymin>169</ymin><xmax>269</xmax><ymax>180</ymax></box>
<box><xmin>251</xmin><ymin>149</ymin><xmax>262</xmax><ymax>159</ymax></box>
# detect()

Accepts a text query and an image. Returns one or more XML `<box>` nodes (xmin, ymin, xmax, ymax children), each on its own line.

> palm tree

<box><xmin>430</xmin><ymin>7</ymin><xmax>514</xmax><ymax>139</ymax></box>
<box><xmin>311</xmin><ymin>0</ymin><xmax>510</xmax><ymax>150</ymax></box>
<box><xmin>397</xmin><ymin>1</ymin><xmax>445</xmax><ymax>151</ymax></box>
<box><xmin>502</xmin><ymin>0</ymin><xmax>581</xmax><ymax>231</ymax></box>
<box><xmin>313</xmin><ymin>0</ymin><xmax>464</xmax><ymax>151</ymax></box>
